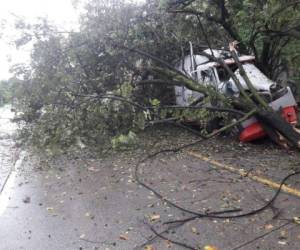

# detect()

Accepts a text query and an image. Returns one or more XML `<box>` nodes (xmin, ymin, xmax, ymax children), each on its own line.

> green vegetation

<box><xmin>0</xmin><ymin>80</ymin><xmax>13</xmax><ymax>105</ymax></box>
<box><xmin>9</xmin><ymin>0</ymin><xmax>300</xmax><ymax>151</ymax></box>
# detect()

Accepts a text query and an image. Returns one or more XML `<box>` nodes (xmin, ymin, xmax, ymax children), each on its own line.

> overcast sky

<box><xmin>0</xmin><ymin>0</ymin><xmax>145</xmax><ymax>80</ymax></box>
<box><xmin>0</xmin><ymin>0</ymin><xmax>80</xmax><ymax>80</ymax></box>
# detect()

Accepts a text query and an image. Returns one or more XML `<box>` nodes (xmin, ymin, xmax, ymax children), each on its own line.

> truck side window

<box><xmin>201</xmin><ymin>70</ymin><xmax>213</xmax><ymax>84</ymax></box>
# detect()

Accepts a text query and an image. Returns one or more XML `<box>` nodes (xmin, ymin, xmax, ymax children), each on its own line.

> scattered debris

<box><xmin>149</xmin><ymin>214</ymin><xmax>161</xmax><ymax>222</ymax></box>
<box><xmin>144</xmin><ymin>245</ymin><xmax>155</xmax><ymax>250</ymax></box>
<box><xmin>294</xmin><ymin>217</ymin><xmax>300</xmax><ymax>224</ymax></box>
<box><xmin>119</xmin><ymin>234</ymin><xmax>128</xmax><ymax>241</ymax></box>
<box><xmin>191</xmin><ymin>226</ymin><xmax>198</xmax><ymax>234</ymax></box>
<box><xmin>22</xmin><ymin>196</ymin><xmax>31</xmax><ymax>204</ymax></box>
<box><xmin>203</xmin><ymin>245</ymin><xmax>219</xmax><ymax>250</ymax></box>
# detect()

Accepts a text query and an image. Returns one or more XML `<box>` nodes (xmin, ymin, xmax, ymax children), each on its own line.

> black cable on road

<box><xmin>135</xmin><ymin>143</ymin><xmax>300</xmax><ymax>219</ymax></box>
<box><xmin>132</xmin><ymin>107</ymin><xmax>299</xmax><ymax>248</ymax></box>
<box><xmin>135</xmin><ymin>142</ymin><xmax>300</xmax><ymax>250</ymax></box>
<box><xmin>231</xmin><ymin>220</ymin><xmax>297</xmax><ymax>250</ymax></box>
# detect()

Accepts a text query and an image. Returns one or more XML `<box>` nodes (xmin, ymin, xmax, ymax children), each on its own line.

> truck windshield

<box><xmin>217</xmin><ymin>64</ymin><xmax>238</xmax><ymax>82</ymax></box>
<box><xmin>199</xmin><ymin>70</ymin><xmax>215</xmax><ymax>85</ymax></box>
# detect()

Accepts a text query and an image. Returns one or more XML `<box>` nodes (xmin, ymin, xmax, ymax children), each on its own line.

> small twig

<box><xmin>158</xmin><ymin>105</ymin><xmax>246</xmax><ymax>116</ymax></box>
<box><xmin>137</xmin><ymin>219</ymin><xmax>187</xmax><ymax>250</ymax></box>
<box><xmin>164</xmin><ymin>208</ymin><xmax>242</xmax><ymax>225</ymax></box>
<box><xmin>79</xmin><ymin>238</ymin><xmax>115</xmax><ymax>246</ymax></box>
<box><xmin>231</xmin><ymin>221</ymin><xmax>294</xmax><ymax>250</ymax></box>
<box><xmin>145</xmin><ymin>222</ymin><xmax>198</xmax><ymax>250</ymax></box>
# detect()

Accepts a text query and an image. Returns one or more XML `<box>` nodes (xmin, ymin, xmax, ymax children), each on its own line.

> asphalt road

<box><xmin>0</xmin><ymin>106</ymin><xmax>300</xmax><ymax>250</ymax></box>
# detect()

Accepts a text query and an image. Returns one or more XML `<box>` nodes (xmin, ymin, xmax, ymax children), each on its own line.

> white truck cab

<box><xmin>175</xmin><ymin>47</ymin><xmax>277</xmax><ymax>106</ymax></box>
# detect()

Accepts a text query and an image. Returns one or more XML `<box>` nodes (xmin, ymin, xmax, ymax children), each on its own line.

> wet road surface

<box><xmin>0</xmin><ymin>106</ymin><xmax>300</xmax><ymax>250</ymax></box>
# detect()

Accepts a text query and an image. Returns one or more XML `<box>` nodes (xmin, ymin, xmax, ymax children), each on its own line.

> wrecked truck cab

<box><xmin>174</xmin><ymin>47</ymin><xmax>298</xmax><ymax>142</ymax></box>
<box><xmin>175</xmin><ymin>50</ymin><xmax>277</xmax><ymax>106</ymax></box>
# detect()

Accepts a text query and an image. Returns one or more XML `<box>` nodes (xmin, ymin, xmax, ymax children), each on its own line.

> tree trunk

<box><xmin>257</xmin><ymin>110</ymin><xmax>300</xmax><ymax>149</ymax></box>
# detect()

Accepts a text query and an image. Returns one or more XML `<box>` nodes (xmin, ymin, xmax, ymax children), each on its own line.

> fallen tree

<box><xmin>9</xmin><ymin>0</ymin><xmax>300</xmax><ymax>151</ymax></box>
<box><xmin>127</xmin><ymin>39</ymin><xmax>300</xmax><ymax>148</ymax></box>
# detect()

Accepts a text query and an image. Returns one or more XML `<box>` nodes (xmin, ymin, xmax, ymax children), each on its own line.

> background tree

<box><xmin>164</xmin><ymin>0</ymin><xmax>300</xmax><ymax>81</ymax></box>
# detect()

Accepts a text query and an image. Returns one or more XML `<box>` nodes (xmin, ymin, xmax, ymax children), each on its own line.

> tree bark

<box><xmin>256</xmin><ymin>110</ymin><xmax>300</xmax><ymax>148</ymax></box>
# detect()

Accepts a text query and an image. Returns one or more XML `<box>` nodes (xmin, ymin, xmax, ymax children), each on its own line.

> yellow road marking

<box><xmin>187</xmin><ymin>151</ymin><xmax>300</xmax><ymax>198</ymax></box>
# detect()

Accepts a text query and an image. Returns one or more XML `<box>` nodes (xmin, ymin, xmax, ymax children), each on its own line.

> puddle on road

<box><xmin>0</xmin><ymin>105</ymin><xmax>24</xmax><ymax>216</ymax></box>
